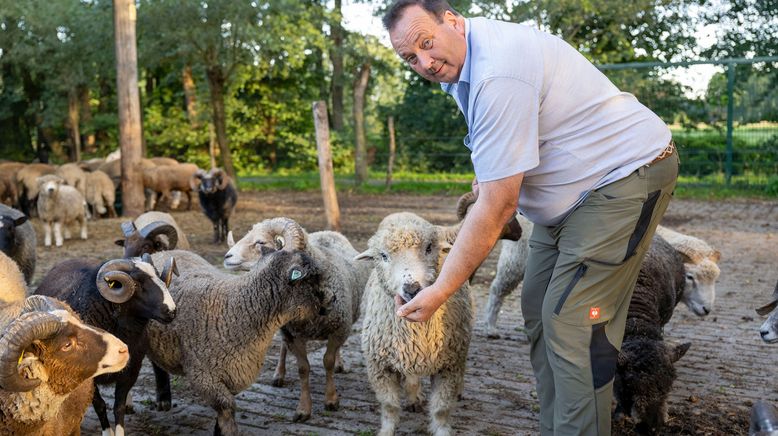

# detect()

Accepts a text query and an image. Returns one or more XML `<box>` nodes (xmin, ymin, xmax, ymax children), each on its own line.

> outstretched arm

<box><xmin>397</xmin><ymin>172</ymin><xmax>523</xmax><ymax>322</ymax></box>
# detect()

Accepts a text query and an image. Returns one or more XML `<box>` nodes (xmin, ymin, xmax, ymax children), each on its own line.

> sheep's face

<box><xmin>37</xmin><ymin>175</ymin><xmax>64</xmax><ymax>197</ymax></box>
<box><xmin>25</xmin><ymin>309</ymin><xmax>129</xmax><ymax>395</ymax></box>
<box><xmin>124</xmin><ymin>259</ymin><xmax>177</xmax><ymax>323</ymax></box>
<box><xmin>759</xmin><ymin>311</ymin><xmax>778</xmax><ymax>343</ymax></box>
<box><xmin>0</xmin><ymin>214</ymin><xmax>26</xmax><ymax>254</ymax></box>
<box><xmin>679</xmin><ymin>259</ymin><xmax>719</xmax><ymax>316</ymax></box>
<box><xmin>257</xmin><ymin>250</ymin><xmax>329</xmax><ymax>315</ymax></box>
<box><xmin>198</xmin><ymin>173</ymin><xmax>220</xmax><ymax>194</ymax></box>
<box><xmin>224</xmin><ymin>223</ymin><xmax>285</xmax><ymax>270</ymax></box>
<box><xmin>357</xmin><ymin>214</ymin><xmax>452</xmax><ymax>302</ymax></box>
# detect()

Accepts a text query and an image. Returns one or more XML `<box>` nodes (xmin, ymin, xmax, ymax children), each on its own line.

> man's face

<box><xmin>389</xmin><ymin>5</ymin><xmax>466</xmax><ymax>84</ymax></box>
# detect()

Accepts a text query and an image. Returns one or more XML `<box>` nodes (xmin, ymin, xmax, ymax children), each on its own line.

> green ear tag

<box><xmin>290</xmin><ymin>269</ymin><xmax>302</xmax><ymax>281</ymax></box>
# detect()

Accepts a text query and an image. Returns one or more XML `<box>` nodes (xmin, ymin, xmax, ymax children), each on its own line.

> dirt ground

<box><xmin>20</xmin><ymin>190</ymin><xmax>777</xmax><ymax>435</ymax></box>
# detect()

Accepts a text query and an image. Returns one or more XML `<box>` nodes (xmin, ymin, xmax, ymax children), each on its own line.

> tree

<box><xmin>114</xmin><ymin>0</ymin><xmax>145</xmax><ymax>216</ymax></box>
<box><xmin>138</xmin><ymin>0</ymin><xmax>324</xmax><ymax>182</ymax></box>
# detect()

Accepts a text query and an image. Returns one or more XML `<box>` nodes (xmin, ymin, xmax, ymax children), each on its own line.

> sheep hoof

<box><xmin>271</xmin><ymin>378</ymin><xmax>285</xmax><ymax>387</ymax></box>
<box><xmin>156</xmin><ymin>400</ymin><xmax>171</xmax><ymax>411</ymax></box>
<box><xmin>404</xmin><ymin>402</ymin><xmax>424</xmax><ymax>413</ymax></box>
<box><xmin>325</xmin><ymin>400</ymin><xmax>340</xmax><ymax>411</ymax></box>
<box><xmin>292</xmin><ymin>411</ymin><xmax>311</xmax><ymax>422</ymax></box>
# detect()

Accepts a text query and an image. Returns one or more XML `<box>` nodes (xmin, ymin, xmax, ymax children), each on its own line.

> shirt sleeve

<box><xmin>468</xmin><ymin>76</ymin><xmax>540</xmax><ymax>182</ymax></box>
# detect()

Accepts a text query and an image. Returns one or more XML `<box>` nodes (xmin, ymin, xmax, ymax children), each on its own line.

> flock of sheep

<box><xmin>0</xmin><ymin>154</ymin><xmax>771</xmax><ymax>436</ymax></box>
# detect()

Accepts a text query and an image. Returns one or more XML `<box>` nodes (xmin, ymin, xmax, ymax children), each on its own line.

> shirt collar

<box><xmin>442</xmin><ymin>18</ymin><xmax>472</xmax><ymax>93</ymax></box>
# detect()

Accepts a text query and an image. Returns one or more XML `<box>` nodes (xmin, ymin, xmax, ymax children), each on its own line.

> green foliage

<box><xmin>673</xmin><ymin>131</ymin><xmax>778</xmax><ymax>177</ymax></box>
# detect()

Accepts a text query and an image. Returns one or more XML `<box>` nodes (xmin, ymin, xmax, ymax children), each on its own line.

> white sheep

<box><xmin>55</xmin><ymin>163</ymin><xmax>87</xmax><ymax>196</ymax></box>
<box><xmin>223</xmin><ymin>217</ymin><xmax>370</xmax><ymax>421</ymax></box>
<box><xmin>84</xmin><ymin>169</ymin><xmax>117</xmax><ymax>218</ymax></box>
<box><xmin>36</xmin><ymin>174</ymin><xmax>88</xmax><ymax>247</ymax></box>
<box><xmin>355</xmin><ymin>212</ymin><xmax>473</xmax><ymax>436</ymax></box>
<box><xmin>655</xmin><ymin>225</ymin><xmax>721</xmax><ymax>316</ymax></box>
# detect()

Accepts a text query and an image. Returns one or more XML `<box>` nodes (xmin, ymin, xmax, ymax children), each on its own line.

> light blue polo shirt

<box><xmin>443</xmin><ymin>18</ymin><xmax>671</xmax><ymax>226</ymax></box>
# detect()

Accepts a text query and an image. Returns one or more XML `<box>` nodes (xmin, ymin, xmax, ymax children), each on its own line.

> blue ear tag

<box><xmin>291</xmin><ymin>269</ymin><xmax>302</xmax><ymax>281</ymax></box>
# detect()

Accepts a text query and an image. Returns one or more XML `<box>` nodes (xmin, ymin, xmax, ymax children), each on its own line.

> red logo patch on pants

<box><xmin>589</xmin><ymin>307</ymin><xmax>601</xmax><ymax>320</ymax></box>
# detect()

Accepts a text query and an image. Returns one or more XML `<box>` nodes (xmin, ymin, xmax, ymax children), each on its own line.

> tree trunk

<box><xmin>79</xmin><ymin>86</ymin><xmax>96</xmax><ymax>153</ymax></box>
<box><xmin>329</xmin><ymin>0</ymin><xmax>344</xmax><ymax>131</ymax></box>
<box><xmin>113</xmin><ymin>0</ymin><xmax>145</xmax><ymax>216</ymax></box>
<box><xmin>386</xmin><ymin>115</ymin><xmax>396</xmax><ymax>190</ymax></box>
<box><xmin>206</xmin><ymin>66</ymin><xmax>236</xmax><ymax>181</ymax></box>
<box><xmin>182</xmin><ymin>65</ymin><xmax>199</xmax><ymax>128</ymax></box>
<box><xmin>312</xmin><ymin>101</ymin><xmax>340</xmax><ymax>231</ymax></box>
<box><xmin>353</xmin><ymin>62</ymin><xmax>371</xmax><ymax>185</ymax></box>
<box><xmin>67</xmin><ymin>88</ymin><xmax>82</xmax><ymax>162</ymax></box>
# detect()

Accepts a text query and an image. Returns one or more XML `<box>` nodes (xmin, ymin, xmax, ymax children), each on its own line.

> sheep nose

<box><xmin>702</xmin><ymin>307</ymin><xmax>710</xmax><ymax>315</ymax></box>
<box><xmin>761</xmin><ymin>330</ymin><xmax>770</xmax><ymax>339</ymax></box>
<box><xmin>224</xmin><ymin>253</ymin><xmax>233</xmax><ymax>260</ymax></box>
<box><xmin>402</xmin><ymin>281</ymin><xmax>422</xmax><ymax>298</ymax></box>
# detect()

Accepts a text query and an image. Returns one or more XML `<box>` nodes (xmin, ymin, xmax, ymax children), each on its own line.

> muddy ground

<box><xmin>20</xmin><ymin>190</ymin><xmax>777</xmax><ymax>435</ymax></box>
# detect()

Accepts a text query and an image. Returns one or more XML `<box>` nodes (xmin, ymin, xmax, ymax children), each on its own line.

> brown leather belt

<box><xmin>649</xmin><ymin>140</ymin><xmax>676</xmax><ymax>165</ymax></box>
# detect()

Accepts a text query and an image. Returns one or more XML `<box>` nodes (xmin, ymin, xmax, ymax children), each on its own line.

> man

<box><xmin>383</xmin><ymin>1</ymin><xmax>679</xmax><ymax>434</ymax></box>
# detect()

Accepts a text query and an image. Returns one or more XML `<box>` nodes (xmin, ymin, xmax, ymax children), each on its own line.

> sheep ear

<box><xmin>710</xmin><ymin>250</ymin><xmax>721</xmax><ymax>263</ymax></box>
<box><xmin>670</xmin><ymin>342</ymin><xmax>691</xmax><ymax>362</ymax></box>
<box><xmin>440</xmin><ymin>240</ymin><xmax>453</xmax><ymax>255</ymax></box>
<box><xmin>13</xmin><ymin>216</ymin><xmax>28</xmax><ymax>226</ymax></box>
<box><xmin>227</xmin><ymin>231</ymin><xmax>235</xmax><ymax>248</ymax></box>
<box><xmin>756</xmin><ymin>300</ymin><xmax>778</xmax><ymax>316</ymax></box>
<box><xmin>678</xmin><ymin>251</ymin><xmax>695</xmax><ymax>264</ymax></box>
<box><xmin>354</xmin><ymin>249</ymin><xmax>377</xmax><ymax>261</ymax></box>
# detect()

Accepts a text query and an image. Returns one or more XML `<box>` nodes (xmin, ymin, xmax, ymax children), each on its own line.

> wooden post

<box><xmin>113</xmin><ymin>0</ymin><xmax>144</xmax><ymax>216</ymax></box>
<box><xmin>313</xmin><ymin>101</ymin><xmax>341</xmax><ymax>231</ymax></box>
<box><xmin>386</xmin><ymin>115</ymin><xmax>396</xmax><ymax>190</ymax></box>
<box><xmin>209</xmin><ymin>122</ymin><xmax>217</xmax><ymax>170</ymax></box>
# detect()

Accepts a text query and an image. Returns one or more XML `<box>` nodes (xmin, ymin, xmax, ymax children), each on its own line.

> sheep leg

<box><xmin>372</xmin><ymin>368</ymin><xmax>403</xmax><ymax>436</ymax></box>
<box><xmin>403</xmin><ymin>374</ymin><xmax>424</xmax><ymax>412</ymax></box>
<box><xmin>79</xmin><ymin>216</ymin><xmax>87</xmax><ymax>239</ymax></box>
<box><xmin>43</xmin><ymin>221</ymin><xmax>52</xmax><ymax>246</ymax></box>
<box><xmin>428</xmin><ymin>369</ymin><xmax>463</xmax><ymax>436</ymax></box>
<box><xmin>186</xmin><ymin>191</ymin><xmax>192</xmax><ymax>210</ymax></box>
<box><xmin>334</xmin><ymin>349</ymin><xmax>346</xmax><ymax>373</ymax></box>
<box><xmin>152</xmin><ymin>362</ymin><xmax>173</xmax><ymax>411</ymax></box>
<box><xmin>63</xmin><ymin>222</ymin><xmax>72</xmax><ymax>239</ymax></box>
<box><xmin>92</xmin><ymin>385</ymin><xmax>114</xmax><ymax>436</ymax></box>
<box><xmin>323</xmin><ymin>338</ymin><xmax>341</xmax><ymax>411</ymax></box>
<box><xmin>54</xmin><ymin>221</ymin><xmax>64</xmax><ymax>246</ymax></box>
<box><xmin>271</xmin><ymin>343</ymin><xmax>287</xmax><ymax>387</ymax></box>
<box><xmin>485</xmin><ymin>262</ymin><xmax>524</xmax><ymax>339</ymax></box>
<box><xmin>212</xmin><ymin>221</ymin><xmax>220</xmax><ymax>244</ymax></box>
<box><xmin>288</xmin><ymin>338</ymin><xmax>313</xmax><ymax>422</ymax></box>
<box><xmin>209</xmin><ymin>388</ymin><xmax>238</xmax><ymax>436</ymax></box>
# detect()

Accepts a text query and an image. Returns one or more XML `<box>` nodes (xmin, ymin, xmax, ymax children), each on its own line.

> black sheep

<box><xmin>614</xmin><ymin>234</ymin><xmax>691</xmax><ymax>434</ymax></box>
<box><xmin>190</xmin><ymin>168</ymin><xmax>237</xmax><ymax>244</ymax></box>
<box><xmin>34</xmin><ymin>254</ymin><xmax>177</xmax><ymax>436</ymax></box>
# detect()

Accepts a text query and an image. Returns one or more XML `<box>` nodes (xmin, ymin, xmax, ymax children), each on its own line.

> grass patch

<box><xmin>237</xmin><ymin>171</ymin><xmax>776</xmax><ymax>199</ymax></box>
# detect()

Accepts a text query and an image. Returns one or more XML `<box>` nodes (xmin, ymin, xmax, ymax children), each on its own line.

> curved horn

<box><xmin>21</xmin><ymin>295</ymin><xmax>70</xmax><ymax>314</ymax></box>
<box><xmin>138</xmin><ymin>221</ymin><xmax>178</xmax><ymax>251</ymax></box>
<box><xmin>0</xmin><ymin>311</ymin><xmax>64</xmax><ymax>392</ymax></box>
<box><xmin>160</xmin><ymin>256</ymin><xmax>178</xmax><ymax>287</ymax></box>
<box><xmin>121</xmin><ymin>221</ymin><xmax>137</xmax><ymax>237</ymax></box>
<box><xmin>456</xmin><ymin>191</ymin><xmax>477</xmax><ymax>220</ymax></box>
<box><xmin>189</xmin><ymin>169</ymin><xmax>205</xmax><ymax>191</ymax></box>
<box><xmin>213</xmin><ymin>169</ymin><xmax>230</xmax><ymax>191</ymax></box>
<box><xmin>267</xmin><ymin>218</ymin><xmax>307</xmax><ymax>251</ymax></box>
<box><xmin>96</xmin><ymin>259</ymin><xmax>139</xmax><ymax>304</ymax></box>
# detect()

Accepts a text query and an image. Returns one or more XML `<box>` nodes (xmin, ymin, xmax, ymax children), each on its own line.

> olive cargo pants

<box><xmin>521</xmin><ymin>153</ymin><xmax>679</xmax><ymax>435</ymax></box>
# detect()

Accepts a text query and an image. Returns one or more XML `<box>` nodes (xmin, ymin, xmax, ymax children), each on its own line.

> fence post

<box><xmin>386</xmin><ymin>116</ymin><xmax>396</xmax><ymax>190</ymax></box>
<box><xmin>725</xmin><ymin>62</ymin><xmax>735</xmax><ymax>186</ymax></box>
<box><xmin>312</xmin><ymin>101</ymin><xmax>341</xmax><ymax>231</ymax></box>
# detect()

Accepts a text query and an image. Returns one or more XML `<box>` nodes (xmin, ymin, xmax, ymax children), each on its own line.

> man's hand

<box><xmin>395</xmin><ymin>286</ymin><xmax>448</xmax><ymax>323</ymax></box>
